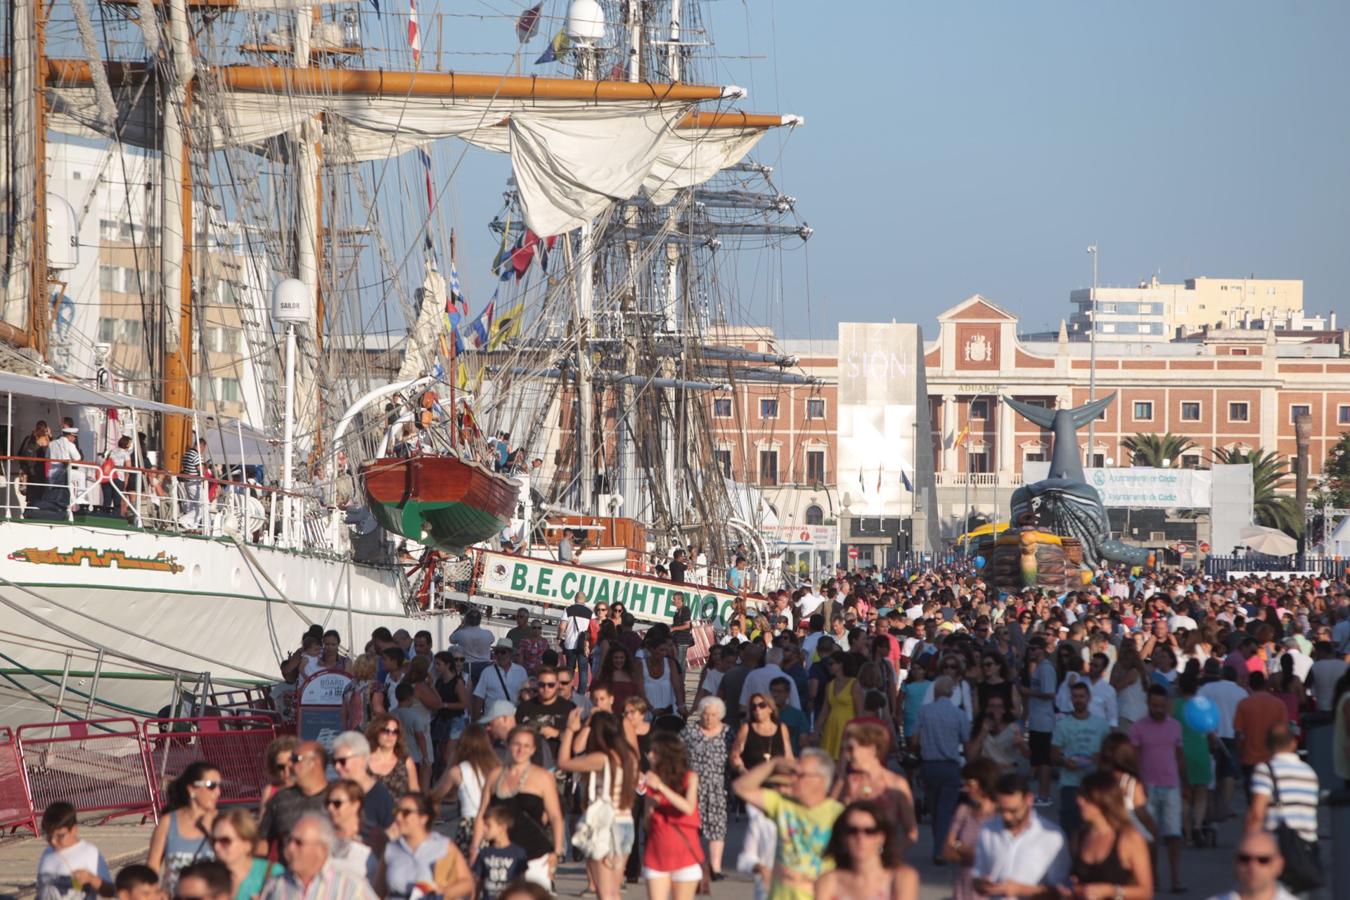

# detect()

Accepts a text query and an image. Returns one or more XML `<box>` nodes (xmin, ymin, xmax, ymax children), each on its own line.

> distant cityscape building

<box><xmin>1066</xmin><ymin>275</ymin><xmax>1305</xmax><ymax>342</ymax></box>
<box><xmin>46</xmin><ymin>141</ymin><xmax>270</xmax><ymax>425</ymax></box>
<box><xmin>710</xmin><ymin>293</ymin><xmax>1350</xmax><ymax>569</ymax></box>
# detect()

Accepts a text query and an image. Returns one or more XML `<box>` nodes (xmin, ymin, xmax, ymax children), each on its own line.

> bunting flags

<box><xmin>534</xmin><ymin>29</ymin><xmax>571</xmax><ymax>64</ymax></box>
<box><xmin>515</xmin><ymin>2</ymin><xmax>542</xmax><ymax>42</ymax></box>
<box><xmin>416</xmin><ymin>147</ymin><xmax>434</xmax><ymax>212</ymax></box>
<box><xmin>467</xmin><ymin>300</ymin><xmax>495</xmax><ymax>350</ymax></box>
<box><xmin>489</xmin><ymin>301</ymin><xmax>524</xmax><ymax>350</ymax></box>
<box><xmin>408</xmin><ymin>0</ymin><xmax>422</xmax><ymax>65</ymax></box>
<box><xmin>369</xmin><ymin>0</ymin><xmax>380</xmax><ymax>16</ymax></box>
<box><xmin>901</xmin><ymin>470</ymin><xmax>914</xmax><ymax>492</ymax></box>
<box><xmin>511</xmin><ymin>231</ymin><xmax>539</xmax><ymax>280</ymax></box>
<box><xmin>448</xmin><ymin>256</ymin><xmax>466</xmax><ymax>314</ymax></box>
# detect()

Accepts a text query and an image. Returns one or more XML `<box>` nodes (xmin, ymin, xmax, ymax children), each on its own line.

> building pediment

<box><xmin>939</xmin><ymin>294</ymin><xmax>1019</xmax><ymax>323</ymax></box>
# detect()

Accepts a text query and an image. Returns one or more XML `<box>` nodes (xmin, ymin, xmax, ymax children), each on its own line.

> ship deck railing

<box><xmin>0</xmin><ymin>455</ymin><xmax>349</xmax><ymax>556</ymax></box>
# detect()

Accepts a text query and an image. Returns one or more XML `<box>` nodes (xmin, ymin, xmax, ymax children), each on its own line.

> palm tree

<box><xmin>1121</xmin><ymin>433</ymin><xmax>1199</xmax><ymax>468</ymax></box>
<box><xmin>1212</xmin><ymin>447</ymin><xmax>1302</xmax><ymax>535</ymax></box>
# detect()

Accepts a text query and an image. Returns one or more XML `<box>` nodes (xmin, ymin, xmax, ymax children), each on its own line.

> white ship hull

<box><xmin>0</xmin><ymin>518</ymin><xmax>447</xmax><ymax>725</ymax></box>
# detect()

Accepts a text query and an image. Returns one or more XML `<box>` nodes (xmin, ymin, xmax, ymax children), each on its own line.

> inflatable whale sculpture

<box><xmin>1002</xmin><ymin>393</ymin><xmax>1152</xmax><ymax>570</ymax></box>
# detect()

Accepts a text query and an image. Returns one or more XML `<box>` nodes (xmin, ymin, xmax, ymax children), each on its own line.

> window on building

<box><xmin>1290</xmin><ymin>404</ymin><xmax>1311</xmax><ymax>423</ymax></box>
<box><xmin>1089</xmin><ymin>452</ymin><xmax>1106</xmax><ymax>468</ymax></box>
<box><xmin>1180</xmin><ymin>401</ymin><xmax>1201</xmax><ymax>422</ymax></box>
<box><xmin>121</xmin><ymin>320</ymin><xmax>141</xmax><ymax>343</ymax></box>
<box><xmin>758</xmin><ymin>449</ymin><xmax>779</xmax><ymax>486</ymax></box>
<box><xmin>806</xmin><ymin>449</ymin><xmax>826</xmax><ymax>484</ymax></box>
<box><xmin>759</xmin><ymin>398</ymin><xmax>779</xmax><ymax>419</ymax></box>
<box><xmin>1229</xmin><ymin>401</ymin><xmax>1250</xmax><ymax>422</ymax></box>
<box><xmin>99</xmin><ymin>265</ymin><xmax>119</xmax><ymax>292</ymax></box>
<box><xmin>1101</xmin><ymin>302</ymin><xmax>1117</xmax><ymax>313</ymax></box>
<box><xmin>969</xmin><ymin>399</ymin><xmax>988</xmax><ymax>420</ymax></box>
<box><xmin>713</xmin><ymin>449</ymin><xmax>732</xmax><ymax>477</ymax></box>
<box><xmin>1023</xmin><ymin>448</ymin><xmax>1046</xmax><ymax>463</ymax></box>
<box><xmin>1132</xmin><ymin>401</ymin><xmax>1153</xmax><ymax>421</ymax></box>
<box><xmin>712</xmin><ymin>398</ymin><xmax>732</xmax><ymax>418</ymax></box>
<box><xmin>805</xmin><ymin>398</ymin><xmax>826</xmax><ymax>419</ymax></box>
<box><xmin>805</xmin><ymin>505</ymin><xmax>824</xmax><ymax>525</ymax></box>
<box><xmin>98</xmin><ymin>317</ymin><xmax>117</xmax><ymax>343</ymax></box>
<box><xmin>967</xmin><ymin>450</ymin><xmax>990</xmax><ymax>474</ymax></box>
<box><xmin>1100</xmin><ymin>323</ymin><xmax>1116</xmax><ymax>333</ymax></box>
<box><xmin>1231</xmin><ymin>347</ymin><xmax>1249</xmax><ymax>356</ymax></box>
<box><xmin>1181</xmin><ymin>453</ymin><xmax>1201</xmax><ymax>469</ymax></box>
<box><xmin>1339</xmin><ymin>406</ymin><xmax>1350</xmax><ymax>426</ymax></box>
<box><xmin>219</xmin><ymin>378</ymin><xmax>242</xmax><ymax>402</ymax></box>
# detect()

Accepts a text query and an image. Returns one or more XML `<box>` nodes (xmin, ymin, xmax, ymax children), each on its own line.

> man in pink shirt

<box><xmin>1130</xmin><ymin>684</ymin><xmax>1186</xmax><ymax>893</ymax></box>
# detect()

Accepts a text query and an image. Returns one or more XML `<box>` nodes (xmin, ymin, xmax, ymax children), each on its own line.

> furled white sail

<box><xmin>508</xmin><ymin>103</ymin><xmax>693</xmax><ymax>236</ymax></box>
<box><xmin>396</xmin><ymin>266</ymin><xmax>448</xmax><ymax>383</ymax></box>
<box><xmin>643</xmin><ymin>127</ymin><xmax>769</xmax><ymax>206</ymax></box>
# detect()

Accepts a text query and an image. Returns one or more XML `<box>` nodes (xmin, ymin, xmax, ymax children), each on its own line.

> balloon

<box><xmin>973</xmin><ymin>555</ymin><xmax>986</xmax><ymax>569</ymax></box>
<box><xmin>1183</xmin><ymin>696</ymin><xmax>1220</xmax><ymax>734</ymax></box>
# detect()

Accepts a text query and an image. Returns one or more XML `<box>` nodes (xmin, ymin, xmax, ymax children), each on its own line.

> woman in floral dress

<box><xmin>681</xmin><ymin>695</ymin><xmax>730</xmax><ymax>880</ymax></box>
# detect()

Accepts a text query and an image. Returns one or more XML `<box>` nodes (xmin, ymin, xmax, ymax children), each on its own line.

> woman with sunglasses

<box><xmin>381</xmin><ymin>793</ymin><xmax>473</xmax><ymax>900</ymax></box>
<box><xmin>210</xmin><ymin>809</ymin><xmax>280</xmax><ymax>900</ymax></box>
<box><xmin>257</xmin><ymin>736</ymin><xmax>299</xmax><ymax>817</ymax></box>
<box><xmin>365</xmin><ymin>713</ymin><xmax>419</xmax><ymax>796</ymax></box>
<box><xmin>325</xmin><ymin>780</ymin><xmax>378</xmax><ymax>884</ymax></box>
<box><xmin>815</xmin><ymin>651</ymin><xmax>862</xmax><ymax>759</ymax></box>
<box><xmin>731</xmin><ymin>693</ymin><xmax>793</xmax><ymax>775</ymax></box>
<box><xmin>975</xmin><ymin>655</ymin><xmax>1021</xmax><ymax>722</ymax></box>
<box><xmin>815</xmin><ymin>799</ymin><xmax>917</xmax><ymax>900</ymax></box>
<box><xmin>148</xmin><ymin>761</ymin><xmax>222</xmax><ymax>897</ymax></box>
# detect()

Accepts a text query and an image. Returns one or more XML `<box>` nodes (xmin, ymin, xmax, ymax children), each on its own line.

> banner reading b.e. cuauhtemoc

<box><xmin>475</xmin><ymin>550</ymin><xmax>739</xmax><ymax>625</ymax></box>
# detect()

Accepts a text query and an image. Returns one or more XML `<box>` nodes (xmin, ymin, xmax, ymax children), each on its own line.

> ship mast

<box><xmin>0</xmin><ymin>0</ymin><xmax>48</xmax><ymax>354</ymax></box>
<box><xmin>159</xmin><ymin>0</ymin><xmax>195</xmax><ymax>470</ymax></box>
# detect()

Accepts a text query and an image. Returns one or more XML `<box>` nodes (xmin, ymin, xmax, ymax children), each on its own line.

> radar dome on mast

<box><xmin>272</xmin><ymin>278</ymin><xmax>313</xmax><ymax>324</ymax></box>
<box><xmin>565</xmin><ymin>0</ymin><xmax>606</xmax><ymax>44</ymax></box>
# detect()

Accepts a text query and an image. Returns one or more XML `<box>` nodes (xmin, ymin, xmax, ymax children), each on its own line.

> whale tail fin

<box><xmin>1071</xmin><ymin>393</ymin><xmax>1116</xmax><ymax>428</ymax></box>
<box><xmin>1004</xmin><ymin>393</ymin><xmax>1116</xmax><ymax>431</ymax></box>
<box><xmin>1002</xmin><ymin>395</ymin><xmax>1056</xmax><ymax>429</ymax></box>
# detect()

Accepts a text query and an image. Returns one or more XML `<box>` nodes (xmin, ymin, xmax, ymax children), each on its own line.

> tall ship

<box><xmin>0</xmin><ymin>0</ymin><xmax>814</xmax><ymax>724</ymax></box>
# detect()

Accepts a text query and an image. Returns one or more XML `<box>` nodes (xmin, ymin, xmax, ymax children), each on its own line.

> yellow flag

<box><xmin>489</xmin><ymin>301</ymin><xmax>524</xmax><ymax>350</ymax></box>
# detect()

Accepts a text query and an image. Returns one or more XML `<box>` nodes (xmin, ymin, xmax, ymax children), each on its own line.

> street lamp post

<box><xmin>1086</xmin><ymin>244</ymin><xmax>1099</xmax><ymax>465</ymax></box>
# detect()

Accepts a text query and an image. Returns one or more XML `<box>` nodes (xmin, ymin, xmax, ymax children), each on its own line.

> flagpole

<box><xmin>449</xmin><ymin>231</ymin><xmax>457</xmax><ymax>449</ymax></box>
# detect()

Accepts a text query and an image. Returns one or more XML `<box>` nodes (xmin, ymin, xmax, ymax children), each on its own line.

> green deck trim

<box><xmin>369</xmin><ymin>497</ymin><xmax>504</xmax><ymax>550</ymax></box>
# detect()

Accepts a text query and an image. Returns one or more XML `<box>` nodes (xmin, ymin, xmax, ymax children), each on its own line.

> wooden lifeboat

<box><xmin>360</xmin><ymin>455</ymin><xmax>520</xmax><ymax>551</ymax></box>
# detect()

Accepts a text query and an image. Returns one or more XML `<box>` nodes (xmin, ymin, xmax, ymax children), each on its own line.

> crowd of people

<box><xmin>34</xmin><ymin>562</ymin><xmax>1350</xmax><ymax>900</ymax></box>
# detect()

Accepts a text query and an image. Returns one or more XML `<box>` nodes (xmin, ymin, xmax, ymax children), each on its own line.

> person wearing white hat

<box><xmin>39</xmin><ymin>423</ymin><xmax>82</xmax><ymax>512</ymax></box>
<box><xmin>472</xmin><ymin>637</ymin><xmax>526</xmax><ymax>721</ymax></box>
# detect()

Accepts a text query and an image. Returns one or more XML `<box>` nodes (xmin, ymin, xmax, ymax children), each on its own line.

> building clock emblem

<box><xmin>965</xmin><ymin>333</ymin><xmax>991</xmax><ymax>363</ymax></box>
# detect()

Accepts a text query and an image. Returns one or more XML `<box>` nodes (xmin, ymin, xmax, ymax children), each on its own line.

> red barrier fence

<box><xmin>15</xmin><ymin>718</ymin><xmax>157</xmax><ymax>825</ymax></box>
<box><xmin>0</xmin><ymin>727</ymin><xmax>35</xmax><ymax>833</ymax></box>
<box><xmin>0</xmin><ymin>715</ymin><xmax>278</xmax><ymax>830</ymax></box>
<box><xmin>141</xmin><ymin>716</ymin><xmax>276</xmax><ymax>809</ymax></box>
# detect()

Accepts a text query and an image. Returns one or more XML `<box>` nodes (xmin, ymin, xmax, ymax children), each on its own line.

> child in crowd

<box><xmin>36</xmin><ymin>802</ymin><xmax>115</xmax><ymax>900</ymax></box>
<box><xmin>471</xmin><ymin>807</ymin><xmax>527</xmax><ymax>900</ymax></box>
<box><xmin>114</xmin><ymin>866</ymin><xmax>161</xmax><ymax>900</ymax></box>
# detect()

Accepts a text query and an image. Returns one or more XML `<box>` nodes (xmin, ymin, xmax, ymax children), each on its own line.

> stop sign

<box><xmin>848</xmin><ymin>547</ymin><xmax>859</xmax><ymax>559</ymax></box>
<box><xmin>1199</xmin><ymin>541</ymin><xmax>1211</xmax><ymax>554</ymax></box>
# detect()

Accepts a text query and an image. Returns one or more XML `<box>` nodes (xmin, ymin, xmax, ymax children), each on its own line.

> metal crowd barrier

<box><xmin>0</xmin><ymin>727</ymin><xmax>34</xmax><ymax>833</ymax></box>
<box><xmin>0</xmin><ymin>714</ymin><xmax>277</xmax><ymax>833</ymax></box>
<box><xmin>141</xmin><ymin>715</ymin><xmax>277</xmax><ymax>810</ymax></box>
<box><xmin>14</xmin><ymin>718</ymin><xmax>156</xmax><ymax>827</ymax></box>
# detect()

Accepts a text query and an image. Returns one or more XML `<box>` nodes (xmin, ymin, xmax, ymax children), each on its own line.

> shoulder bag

<box><xmin>1263</xmin><ymin>762</ymin><xmax>1324</xmax><ymax>893</ymax></box>
<box><xmin>571</xmin><ymin>760</ymin><xmax>617</xmax><ymax>860</ymax></box>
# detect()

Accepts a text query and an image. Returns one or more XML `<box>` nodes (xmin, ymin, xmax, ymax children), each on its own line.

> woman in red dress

<box><xmin>641</xmin><ymin>732</ymin><xmax>703</xmax><ymax>900</ymax></box>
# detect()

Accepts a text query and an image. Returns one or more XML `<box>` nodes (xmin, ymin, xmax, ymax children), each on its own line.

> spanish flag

<box><xmin>954</xmin><ymin>424</ymin><xmax>970</xmax><ymax>448</ymax></box>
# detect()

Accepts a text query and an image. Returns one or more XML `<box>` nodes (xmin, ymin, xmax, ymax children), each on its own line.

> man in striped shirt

<box><xmin>261</xmin><ymin>815</ymin><xmax>375</xmax><ymax>900</ymax></box>
<box><xmin>1246</xmin><ymin>724</ymin><xmax>1319</xmax><ymax>844</ymax></box>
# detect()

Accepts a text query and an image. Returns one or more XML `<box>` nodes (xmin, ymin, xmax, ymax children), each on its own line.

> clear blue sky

<box><xmin>421</xmin><ymin>0</ymin><xmax>1350</xmax><ymax>338</ymax></box>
